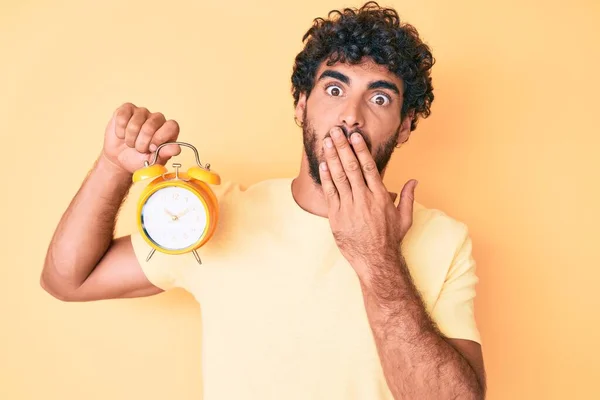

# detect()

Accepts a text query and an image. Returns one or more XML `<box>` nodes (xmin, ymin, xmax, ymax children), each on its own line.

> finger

<box><xmin>114</xmin><ymin>103</ymin><xmax>135</xmax><ymax>139</ymax></box>
<box><xmin>323</xmin><ymin>133</ymin><xmax>352</xmax><ymax>201</ymax></box>
<box><xmin>135</xmin><ymin>112</ymin><xmax>166</xmax><ymax>153</ymax></box>
<box><xmin>156</xmin><ymin>144</ymin><xmax>182</xmax><ymax>164</ymax></box>
<box><xmin>124</xmin><ymin>107</ymin><xmax>149</xmax><ymax>148</ymax></box>
<box><xmin>318</xmin><ymin>161</ymin><xmax>340</xmax><ymax>211</ymax></box>
<box><xmin>330</xmin><ymin>127</ymin><xmax>368</xmax><ymax>193</ymax></box>
<box><xmin>350</xmin><ymin>132</ymin><xmax>386</xmax><ymax>195</ymax></box>
<box><xmin>151</xmin><ymin>120</ymin><xmax>181</xmax><ymax>163</ymax></box>
<box><xmin>397</xmin><ymin>179</ymin><xmax>418</xmax><ymax>232</ymax></box>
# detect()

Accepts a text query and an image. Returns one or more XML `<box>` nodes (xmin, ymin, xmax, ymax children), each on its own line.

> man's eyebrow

<box><xmin>318</xmin><ymin>70</ymin><xmax>401</xmax><ymax>96</ymax></box>
<box><xmin>317</xmin><ymin>70</ymin><xmax>350</xmax><ymax>84</ymax></box>
<box><xmin>368</xmin><ymin>80</ymin><xmax>400</xmax><ymax>96</ymax></box>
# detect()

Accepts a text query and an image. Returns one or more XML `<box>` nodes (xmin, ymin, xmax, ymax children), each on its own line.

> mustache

<box><xmin>339</xmin><ymin>125</ymin><xmax>360</xmax><ymax>138</ymax></box>
<box><xmin>335</xmin><ymin>126</ymin><xmax>372</xmax><ymax>152</ymax></box>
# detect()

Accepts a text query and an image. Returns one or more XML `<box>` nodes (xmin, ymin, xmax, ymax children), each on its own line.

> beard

<box><xmin>302</xmin><ymin>108</ymin><xmax>400</xmax><ymax>186</ymax></box>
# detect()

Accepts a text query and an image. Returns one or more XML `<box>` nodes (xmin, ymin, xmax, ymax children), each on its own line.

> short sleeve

<box><xmin>430</xmin><ymin>225</ymin><xmax>482</xmax><ymax>344</ymax></box>
<box><xmin>130</xmin><ymin>231</ymin><xmax>189</xmax><ymax>291</ymax></box>
<box><xmin>128</xmin><ymin>180</ymin><xmax>243</xmax><ymax>292</ymax></box>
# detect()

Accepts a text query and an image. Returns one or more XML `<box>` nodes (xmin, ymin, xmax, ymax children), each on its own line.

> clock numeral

<box><xmin>173</xmin><ymin>193</ymin><xmax>179</xmax><ymax>200</ymax></box>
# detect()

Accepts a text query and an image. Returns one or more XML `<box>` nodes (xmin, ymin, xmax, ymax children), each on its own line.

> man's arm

<box><xmin>40</xmin><ymin>155</ymin><xmax>162</xmax><ymax>301</ymax></box>
<box><xmin>40</xmin><ymin>103</ymin><xmax>180</xmax><ymax>302</ymax></box>
<box><xmin>357</xmin><ymin>253</ymin><xmax>486</xmax><ymax>399</ymax></box>
<box><xmin>316</xmin><ymin>127</ymin><xmax>485</xmax><ymax>399</ymax></box>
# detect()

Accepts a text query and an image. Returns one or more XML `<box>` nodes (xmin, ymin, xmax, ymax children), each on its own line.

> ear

<box><xmin>295</xmin><ymin>93</ymin><xmax>307</xmax><ymax>125</ymax></box>
<box><xmin>396</xmin><ymin>110</ymin><xmax>414</xmax><ymax>146</ymax></box>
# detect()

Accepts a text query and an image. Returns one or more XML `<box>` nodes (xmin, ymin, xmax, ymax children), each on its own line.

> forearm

<box><xmin>41</xmin><ymin>153</ymin><xmax>133</xmax><ymax>295</ymax></box>
<box><xmin>357</xmin><ymin>254</ymin><xmax>483</xmax><ymax>400</ymax></box>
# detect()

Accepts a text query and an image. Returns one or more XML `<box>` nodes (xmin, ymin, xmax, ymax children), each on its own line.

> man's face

<box><xmin>296</xmin><ymin>57</ymin><xmax>411</xmax><ymax>186</ymax></box>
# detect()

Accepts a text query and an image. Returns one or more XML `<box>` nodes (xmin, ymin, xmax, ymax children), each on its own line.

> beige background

<box><xmin>1</xmin><ymin>0</ymin><xmax>599</xmax><ymax>399</ymax></box>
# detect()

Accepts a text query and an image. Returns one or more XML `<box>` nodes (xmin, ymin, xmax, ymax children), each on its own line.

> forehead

<box><xmin>315</xmin><ymin>57</ymin><xmax>404</xmax><ymax>92</ymax></box>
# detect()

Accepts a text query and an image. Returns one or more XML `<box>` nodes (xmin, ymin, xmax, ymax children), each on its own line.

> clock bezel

<box><xmin>137</xmin><ymin>179</ymin><xmax>213</xmax><ymax>255</ymax></box>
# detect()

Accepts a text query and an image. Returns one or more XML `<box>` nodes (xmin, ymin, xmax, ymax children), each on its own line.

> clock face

<box><xmin>140</xmin><ymin>186</ymin><xmax>208</xmax><ymax>251</ymax></box>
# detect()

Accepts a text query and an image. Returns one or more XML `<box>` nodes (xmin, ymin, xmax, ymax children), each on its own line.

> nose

<box><xmin>338</xmin><ymin>97</ymin><xmax>364</xmax><ymax>133</ymax></box>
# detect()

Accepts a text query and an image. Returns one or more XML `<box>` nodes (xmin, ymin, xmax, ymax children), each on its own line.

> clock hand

<box><xmin>176</xmin><ymin>208</ymin><xmax>190</xmax><ymax>218</ymax></box>
<box><xmin>164</xmin><ymin>208</ymin><xmax>178</xmax><ymax>221</ymax></box>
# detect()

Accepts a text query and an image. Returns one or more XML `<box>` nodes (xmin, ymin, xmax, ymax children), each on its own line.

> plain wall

<box><xmin>1</xmin><ymin>0</ymin><xmax>599</xmax><ymax>399</ymax></box>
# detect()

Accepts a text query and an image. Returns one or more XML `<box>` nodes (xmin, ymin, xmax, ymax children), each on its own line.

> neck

<box><xmin>291</xmin><ymin>153</ymin><xmax>329</xmax><ymax>219</ymax></box>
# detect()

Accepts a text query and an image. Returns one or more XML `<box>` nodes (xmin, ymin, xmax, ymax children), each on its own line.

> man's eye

<box><xmin>371</xmin><ymin>94</ymin><xmax>390</xmax><ymax>106</ymax></box>
<box><xmin>326</xmin><ymin>85</ymin><xmax>343</xmax><ymax>97</ymax></box>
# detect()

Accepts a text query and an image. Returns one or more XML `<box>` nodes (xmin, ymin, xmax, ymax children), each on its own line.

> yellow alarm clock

<box><xmin>132</xmin><ymin>141</ymin><xmax>221</xmax><ymax>265</ymax></box>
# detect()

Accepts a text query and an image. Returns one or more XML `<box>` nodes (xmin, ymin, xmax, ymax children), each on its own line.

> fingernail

<box><xmin>331</xmin><ymin>128</ymin><xmax>342</xmax><ymax>139</ymax></box>
<box><xmin>351</xmin><ymin>132</ymin><xmax>361</xmax><ymax>144</ymax></box>
<box><xmin>324</xmin><ymin>137</ymin><xmax>333</xmax><ymax>148</ymax></box>
<box><xmin>149</xmin><ymin>144</ymin><xmax>157</xmax><ymax>152</ymax></box>
<box><xmin>320</xmin><ymin>162</ymin><xmax>328</xmax><ymax>171</ymax></box>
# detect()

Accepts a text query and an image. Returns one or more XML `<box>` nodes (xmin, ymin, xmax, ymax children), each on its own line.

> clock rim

<box><xmin>136</xmin><ymin>179</ymin><xmax>214</xmax><ymax>255</ymax></box>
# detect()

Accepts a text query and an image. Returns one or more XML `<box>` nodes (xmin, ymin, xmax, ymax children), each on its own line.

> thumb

<box><xmin>104</xmin><ymin>111</ymin><xmax>117</xmax><ymax>138</ymax></box>
<box><xmin>397</xmin><ymin>179</ymin><xmax>418</xmax><ymax>230</ymax></box>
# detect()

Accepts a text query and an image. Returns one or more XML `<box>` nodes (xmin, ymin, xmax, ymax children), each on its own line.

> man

<box><xmin>41</xmin><ymin>2</ymin><xmax>486</xmax><ymax>399</ymax></box>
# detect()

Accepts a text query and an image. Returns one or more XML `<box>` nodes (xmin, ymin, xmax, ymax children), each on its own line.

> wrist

<box><xmin>356</xmin><ymin>253</ymin><xmax>408</xmax><ymax>294</ymax></box>
<box><xmin>354</xmin><ymin>249</ymin><xmax>403</xmax><ymax>275</ymax></box>
<box><xmin>96</xmin><ymin>152</ymin><xmax>133</xmax><ymax>182</ymax></box>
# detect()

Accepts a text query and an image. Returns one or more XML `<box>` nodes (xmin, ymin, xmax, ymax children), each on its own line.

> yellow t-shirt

<box><xmin>131</xmin><ymin>177</ymin><xmax>481</xmax><ymax>400</ymax></box>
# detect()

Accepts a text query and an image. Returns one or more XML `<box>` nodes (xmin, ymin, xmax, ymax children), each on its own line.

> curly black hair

<box><xmin>291</xmin><ymin>1</ymin><xmax>434</xmax><ymax>131</ymax></box>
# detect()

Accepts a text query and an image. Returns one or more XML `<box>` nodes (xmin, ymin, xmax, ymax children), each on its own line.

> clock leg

<box><xmin>146</xmin><ymin>248</ymin><xmax>156</xmax><ymax>262</ymax></box>
<box><xmin>192</xmin><ymin>249</ymin><xmax>202</xmax><ymax>265</ymax></box>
